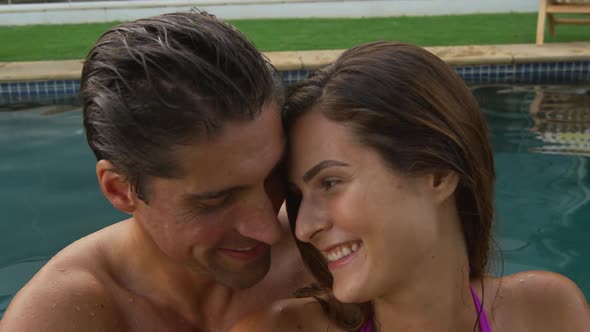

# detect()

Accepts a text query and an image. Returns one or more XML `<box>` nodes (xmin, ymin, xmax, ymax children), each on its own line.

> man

<box><xmin>0</xmin><ymin>12</ymin><xmax>309</xmax><ymax>332</ymax></box>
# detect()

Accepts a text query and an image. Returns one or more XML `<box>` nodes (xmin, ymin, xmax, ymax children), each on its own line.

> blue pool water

<box><xmin>0</xmin><ymin>100</ymin><xmax>126</xmax><ymax>317</ymax></box>
<box><xmin>0</xmin><ymin>85</ymin><xmax>589</xmax><ymax>317</ymax></box>
<box><xmin>474</xmin><ymin>85</ymin><xmax>590</xmax><ymax>294</ymax></box>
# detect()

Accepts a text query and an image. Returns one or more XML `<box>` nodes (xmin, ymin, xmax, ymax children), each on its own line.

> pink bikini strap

<box><xmin>469</xmin><ymin>285</ymin><xmax>492</xmax><ymax>332</ymax></box>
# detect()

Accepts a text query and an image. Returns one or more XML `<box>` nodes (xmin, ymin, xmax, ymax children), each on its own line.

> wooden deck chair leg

<box><xmin>548</xmin><ymin>13</ymin><xmax>556</xmax><ymax>36</ymax></box>
<box><xmin>536</xmin><ymin>0</ymin><xmax>548</xmax><ymax>45</ymax></box>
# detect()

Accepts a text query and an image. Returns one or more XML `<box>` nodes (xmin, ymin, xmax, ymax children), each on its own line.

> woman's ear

<box><xmin>96</xmin><ymin>160</ymin><xmax>136</xmax><ymax>214</ymax></box>
<box><xmin>430</xmin><ymin>170</ymin><xmax>460</xmax><ymax>204</ymax></box>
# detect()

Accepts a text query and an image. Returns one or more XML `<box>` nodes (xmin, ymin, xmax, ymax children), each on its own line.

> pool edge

<box><xmin>1</xmin><ymin>42</ymin><xmax>590</xmax><ymax>82</ymax></box>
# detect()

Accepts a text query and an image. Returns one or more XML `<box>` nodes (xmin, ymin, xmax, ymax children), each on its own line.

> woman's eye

<box><xmin>320</xmin><ymin>178</ymin><xmax>340</xmax><ymax>190</ymax></box>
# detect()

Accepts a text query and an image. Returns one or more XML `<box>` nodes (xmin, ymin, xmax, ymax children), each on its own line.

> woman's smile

<box><xmin>321</xmin><ymin>240</ymin><xmax>363</xmax><ymax>269</ymax></box>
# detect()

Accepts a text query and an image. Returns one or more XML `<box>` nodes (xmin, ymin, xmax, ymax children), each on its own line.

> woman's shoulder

<box><xmin>485</xmin><ymin>271</ymin><xmax>589</xmax><ymax>331</ymax></box>
<box><xmin>230</xmin><ymin>297</ymin><xmax>345</xmax><ymax>332</ymax></box>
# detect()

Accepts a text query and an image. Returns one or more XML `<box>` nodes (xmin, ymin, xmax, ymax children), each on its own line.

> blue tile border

<box><xmin>281</xmin><ymin>69</ymin><xmax>311</xmax><ymax>86</ymax></box>
<box><xmin>454</xmin><ymin>61</ymin><xmax>590</xmax><ymax>85</ymax></box>
<box><xmin>284</xmin><ymin>61</ymin><xmax>590</xmax><ymax>86</ymax></box>
<box><xmin>1</xmin><ymin>62</ymin><xmax>589</xmax><ymax>104</ymax></box>
<box><xmin>0</xmin><ymin>79</ymin><xmax>81</xmax><ymax>105</ymax></box>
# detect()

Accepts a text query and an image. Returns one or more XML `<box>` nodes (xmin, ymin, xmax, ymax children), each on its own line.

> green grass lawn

<box><xmin>1</xmin><ymin>13</ymin><xmax>589</xmax><ymax>61</ymax></box>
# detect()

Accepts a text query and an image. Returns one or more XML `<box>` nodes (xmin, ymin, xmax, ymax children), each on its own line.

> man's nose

<box><xmin>235</xmin><ymin>189</ymin><xmax>282</xmax><ymax>245</ymax></box>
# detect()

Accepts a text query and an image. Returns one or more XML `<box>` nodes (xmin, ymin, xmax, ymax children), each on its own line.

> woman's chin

<box><xmin>332</xmin><ymin>283</ymin><xmax>372</xmax><ymax>304</ymax></box>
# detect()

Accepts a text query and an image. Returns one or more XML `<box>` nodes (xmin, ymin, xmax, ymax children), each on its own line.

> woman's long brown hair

<box><xmin>284</xmin><ymin>42</ymin><xmax>496</xmax><ymax>331</ymax></box>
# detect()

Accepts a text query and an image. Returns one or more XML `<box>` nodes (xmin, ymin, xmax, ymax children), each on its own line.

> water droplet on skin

<box><xmin>75</xmin><ymin>306</ymin><xmax>81</xmax><ymax>311</ymax></box>
<box><xmin>51</xmin><ymin>303</ymin><xmax>57</xmax><ymax>309</ymax></box>
<box><xmin>89</xmin><ymin>312</ymin><xmax>95</xmax><ymax>317</ymax></box>
<box><xmin>129</xmin><ymin>298</ymin><xmax>135</xmax><ymax>303</ymax></box>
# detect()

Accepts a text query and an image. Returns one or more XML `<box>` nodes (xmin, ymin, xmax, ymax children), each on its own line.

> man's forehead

<box><xmin>202</xmin><ymin>101</ymin><xmax>281</xmax><ymax>137</ymax></box>
<box><xmin>172</xmin><ymin>103</ymin><xmax>285</xmax><ymax>184</ymax></box>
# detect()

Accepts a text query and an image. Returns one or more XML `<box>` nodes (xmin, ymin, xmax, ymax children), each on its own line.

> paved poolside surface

<box><xmin>1</xmin><ymin>42</ymin><xmax>590</xmax><ymax>82</ymax></box>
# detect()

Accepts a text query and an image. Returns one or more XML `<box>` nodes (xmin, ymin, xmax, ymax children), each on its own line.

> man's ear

<box><xmin>96</xmin><ymin>160</ymin><xmax>136</xmax><ymax>214</ymax></box>
<box><xmin>430</xmin><ymin>170</ymin><xmax>460</xmax><ymax>204</ymax></box>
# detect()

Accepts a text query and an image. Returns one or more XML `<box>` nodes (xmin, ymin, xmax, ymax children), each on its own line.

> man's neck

<box><xmin>107</xmin><ymin>215</ymin><xmax>310</xmax><ymax>331</ymax></box>
<box><xmin>114</xmin><ymin>219</ymin><xmax>241</xmax><ymax>330</ymax></box>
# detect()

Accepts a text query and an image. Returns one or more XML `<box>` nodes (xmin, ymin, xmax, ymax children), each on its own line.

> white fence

<box><xmin>0</xmin><ymin>0</ymin><xmax>539</xmax><ymax>26</ymax></box>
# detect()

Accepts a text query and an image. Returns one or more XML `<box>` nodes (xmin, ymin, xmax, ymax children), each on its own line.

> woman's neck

<box><xmin>372</xmin><ymin>202</ymin><xmax>480</xmax><ymax>332</ymax></box>
<box><xmin>372</xmin><ymin>265</ymin><xmax>477</xmax><ymax>331</ymax></box>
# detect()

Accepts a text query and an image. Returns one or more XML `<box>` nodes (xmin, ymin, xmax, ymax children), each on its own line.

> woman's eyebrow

<box><xmin>302</xmin><ymin>160</ymin><xmax>349</xmax><ymax>183</ymax></box>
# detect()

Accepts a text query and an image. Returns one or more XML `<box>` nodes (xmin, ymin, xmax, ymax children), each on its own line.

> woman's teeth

<box><xmin>325</xmin><ymin>242</ymin><xmax>360</xmax><ymax>262</ymax></box>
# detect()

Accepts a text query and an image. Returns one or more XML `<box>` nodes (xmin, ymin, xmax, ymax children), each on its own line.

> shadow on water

<box><xmin>0</xmin><ymin>96</ymin><xmax>81</xmax><ymax>115</ymax></box>
<box><xmin>0</xmin><ymin>294</ymin><xmax>12</xmax><ymax>316</ymax></box>
<box><xmin>473</xmin><ymin>85</ymin><xmax>590</xmax><ymax>296</ymax></box>
<box><xmin>0</xmin><ymin>104</ymin><xmax>80</xmax><ymax>116</ymax></box>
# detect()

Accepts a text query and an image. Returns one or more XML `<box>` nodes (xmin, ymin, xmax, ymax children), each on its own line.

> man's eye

<box><xmin>197</xmin><ymin>196</ymin><xmax>230</xmax><ymax>212</ymax></box>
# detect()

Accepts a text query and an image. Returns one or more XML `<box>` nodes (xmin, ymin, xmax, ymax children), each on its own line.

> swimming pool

<box><xmin>0</xmin><ymin>99</ymin><xmax>126</xmax><ymax>317</ymax></box>
<box><xmin>1</xmin><ymin>84</ymin><xmax>589</xmax><ymax>317</ymax></box>
<box><xmin>474</xmin><ymin>84</ymin><xmax>590</xmax><ymax>293</ymax></box>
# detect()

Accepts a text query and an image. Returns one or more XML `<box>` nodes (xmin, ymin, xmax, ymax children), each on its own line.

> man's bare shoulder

<box><xmin>230</xmin><ymin>297</ymin><xmax>344</xmax><ymax>332</ymax></box>
<box><xmin>0</xmin><ymin>222</ymin><xmax>129</xmax><ymax>332</ymax></box>
<box><xmin>493</xmin><ymin>271</ymin><xmax>590</xmax><ymax>331</ymax></box>
<box><xmin>0</xmin><ymin>262</ymin><xmax>126</xmax><ymax>331</ymax></box>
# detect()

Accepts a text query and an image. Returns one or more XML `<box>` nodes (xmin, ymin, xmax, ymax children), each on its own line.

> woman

<box><xmin>231</xmin><ymin>42</ymin><xmax>589</xmax><ymax>332</ymax></box>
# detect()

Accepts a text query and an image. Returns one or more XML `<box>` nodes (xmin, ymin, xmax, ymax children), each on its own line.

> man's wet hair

<box><xmin>81</xmin><ymin>11</ymin><xmax>282</xmax><ymax>202</ymax></box>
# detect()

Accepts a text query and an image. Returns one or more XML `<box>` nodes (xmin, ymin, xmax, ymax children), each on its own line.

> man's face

<box><xmin>133</xmin><ymin>103</ymin><xmax>285</xmax><ymax>289</ymax></box>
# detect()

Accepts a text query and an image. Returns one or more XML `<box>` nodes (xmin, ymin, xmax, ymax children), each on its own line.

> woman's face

<box><xmin>287</xmin><ymin>110</ymin><xmax>450</xmax><ymax>303</ymax></box>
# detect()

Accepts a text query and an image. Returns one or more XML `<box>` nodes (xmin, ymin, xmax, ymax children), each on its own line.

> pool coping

<box><xmin>1</xmin><ymin>42</ymin><xmax>590</xmax><ymax>82</ymax></box>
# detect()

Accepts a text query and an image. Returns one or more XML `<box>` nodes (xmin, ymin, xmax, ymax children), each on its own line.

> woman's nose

<box><xmin>294</xmin><ymin>200</ymin><xmax>331</xmax><ymax>243</ymax></box>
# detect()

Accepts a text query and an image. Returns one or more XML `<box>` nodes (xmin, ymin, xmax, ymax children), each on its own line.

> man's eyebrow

<box><xmin>184</xmin><ymin>142</ymin><xmax>286</xmax><ymax>201</ymax></box>
<box><xmin>182</xmin><ymin>186</ymin><xmax>247</xmax><ymax>201</ymax></box>
<box><xmin>302</xmin><ymin>160</ymin><xmax>350</xmax><ymax>183</ymax></box>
